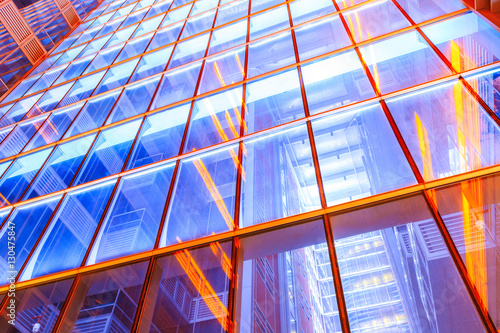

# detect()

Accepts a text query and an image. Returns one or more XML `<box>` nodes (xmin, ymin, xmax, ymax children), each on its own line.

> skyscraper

<box><xmin>0</xmin><ymin>0</ymin><xmax>499</xmax><ymax>332</ymax></box>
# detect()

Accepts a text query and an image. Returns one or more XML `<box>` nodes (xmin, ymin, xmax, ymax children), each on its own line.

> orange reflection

<box><xmin>0</xmin><ymin>193</ymin><xmax>10</xmax><ymax>206</ymax></box>
<box><xmin>415</xmin><ymin>113</ymin><xmax>432</xmax><ymax>180</ymax></box>
<box><xmin>210</xmin><ymin>236</ymin><xmax>233</xmax><ymax>279</ymax></box>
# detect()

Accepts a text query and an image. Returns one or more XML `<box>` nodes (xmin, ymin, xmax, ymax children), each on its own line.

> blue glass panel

<box><xmin>289</xmin><ymin>0</ymin><xmax>335</xmax><ymax>25</ymax></box>
<box><xmin>302</xmin><ymin>50</ymin><xmax>376</xmax><ymax>115</ymax></box>
<box><xmin>24</xmin><ymin>135</ymin><xmax>97</xmax><ymax>200</ymax></box>
<box><xmin>216</xmin><ymin>0</ymin><xmax>248</xmax><ymax>26</ymax></box>
<box><xmin>82</xmin><ymin>44</ymin><xmax>123</xmax><ymax>74</ymax></box>
<box><xmin>246</xmin><ymin>69</ymin><xmax>304</xmax><ymax>133</ymax></box>
<box><xmin>208</xmin><ymin>19</ymin><xmax>247</xmax><ymax>55</ymax></box>
<box><xmin>132</xmin><ymin>15</ymin><xmax>165</xmax><ymax>40</ymax></box>
<box><xmin>54</xmin><ymin>56</ymin><xmax>94</xmax><ymax>85</ymax></box>
<box><xmin>423</xmin><ymin>13</ymin><xmax>500</xmax><ymax>71</ymax></box>
<box><xmin>121</xmin><ymin>7</ymin><xmax>148</xmax><ymax>27</ymax></box>
<box><xmin>0</xmin><ymin>93</ymin><xmax>43</xmax><ymax>127</ymax></box>
<box><xmin>77</xmin><ymin>35</ymin><xmax>113</xmax><ymax>59</ymax></box>
<box><xmin>160</xmin><ymin>2</ymin><xmax>190</xmax><ymax>26</ymax></box>
<box><xmin>199</xmin><ymin>47</ymin><xmax>245</xmax><ymax>94</ymax></box>
<box><xmin>64</xmin><ymin>90</ymin><xmax>122</xmax><ymax>138</ymax></box>
<box><xmin>180</xmin><ymin>9</ymin><xmax>216</xmax><ymax>39</ymax></box>
<box><xmin>103</xmin><ymin>24</ymin><xmax>138</xmax><ymax>49</ymax></box>
<box><xmin>51</xmin><ymin>44</ymin><xmax>86</xmax><ymax>68</ymax></box>
<box><xmin>241</xmin><ymin>125</ymin><xmax>321</xmax><ymax>226</ymax></box>
<box><xmin>167</xmin><ymin>32</ymin><xmax>210</xmax><ymax>69</ymax></box>
<box><xmin>147</xmin><ymin>22</ymin><xmax>183</xmax><ymax>51</ymax></box>
<box><xmin>26</xmin><ymin>65</ymin><xmax>68</xmax><ymax>95</ymax></box>
<box><xmin>87</xmin><ymin>164</ymin><xmax>174</xmax><ymax>264</ymax></box>
<box><xmin>184</xmin><ymin>87</ymin><xmax>242</xmax><ymax>151</ymax></box>
<box><xmin>19</xmin><ymin>180</ymin><xmax>116</xmax><ymax>281</ymax></box>
<box><xmin>1</xmin><ymin>75</ymin><xmax>40</xmax><ymax>103</ymax></box>
<box><xmin>0</xmin><ymin>127</ymin><xmax>12</xmax><ymax>145</ymax></box>
<box><xmin>312</xmin><ymin>104</ymin><xmax>417</xmax><ymax>206</ymax></box>
<box><xmin>386</xmin><ymin>81</ymin><xmax>500</xmax><ymax>180</ymax></box>
<box><xmin>464</xmin><ymin>67</ymin><xmax>500</xmax><ymax>119</ymax></box>
<box><xmin>73</xmin><ymin>25</ymin><xmax>102</xmax><ymax>46</ymax></box>
<box><xmin>0</xmin><ymin>116</ymin><xmax>48</xmax><ymax>159</ymax></box>
<box><xmin>398</xmin><ymin>0</ymin><xmax>465</xmax><ymax>23</ymax></box>
<box><xmin>114</xmin><ymin>33</ymin><xmax>152</xmax><ymax>63</ymax></box>
<box><xmin>74</xmin><ymin>119</ymin><xmax>142</xmax><ymax>185</ymax></box>
<box><xmin>94</xmin><ymin>16</ymin><xmax>126</xmax><ymax>38</ymax></box>
<box><xmin>58</xmin><ymin>71</ymin><xmax>107</xmax><ymax>107</ymax></box>
<box><xmin>334</xmin><ymin>0</ymin><xmax>369</xmax><ymax>9</ymax></box>
<box><xmin>23</xmin><ymin>102</ymin><xmax>84</xmax><ymax>152</ymax></box>
<box><xmin>160</xmin><ymin>145</ymin><xmax>239</xmax><ymax>246</ymax></box>
<box><xmin>130</xmin><ymin>46</ymin><xmax>173</xmax><ymax>82</ymax></box>
<box><xmin>171</xmin><ymin>0</ymin><xmax>191</xmax><ymax>9</ymax></box>
<box><xmin>0</xmin><ymin>148</ymin><xmax>52</xmax><ymax>207</ymax></box>
<box><xmin>0</xmin><ymin>196</ymin><xmax>61</xmax><ymax>285</ymax></box>
<box><xmin>127</xmin><ymin>104</ymin><xmax>190</xmax><ymax>169</ymax></box>
<box><xmin>190</xmin><ymin>0</ymin><xmax>218</xmax><ymax>16</ymax></box>
<box><xmin>24</xmin><ymin>82</ymin><xmax>74</xmax><ymax>117</ymax></box>
<box><xmin>52</xmin><ymin>34</ymin><xmax>79</xmax><ymax>54</ymax></box>
<box><xmin>92</xmin><ymin>58</ymin><xmax>140</xmax><ymax>95</ymax></box>
<box><xmin>146</xmin><ymin>0</ymin><xmax>173</xmax><ymax>19</ymax></box>
<box><xmin>113</xmin><ymin>2</ymin><xmax>136</xmax><ymax>17</ymax></box>
<box><xmin>152</xmin><ymin>61</ymin><xmax>202</xmax><ymax>108</ymax></box>
<box><xmin>0</xmin><ymin>161</ymin><xmax>12</xmax><ymax>180</ymax></box>
<box><xmin>295</xmin><ymin>15</ymin><xmax>351</xmax><ymax>61</ymax></box>
<box><xmin>106</xmin><ymin>75</ymin><xmax>160</xmax><ymax>124</ymax></box>
<box><xmin>247</xmin><ymin>31</ymin><xmax>295</xmax><ymax>78</ymax></box>
<box><xmin>249</xmin><ymin>5</ymin><xmax>289</xmax><ymax>40</ymax></box>
<box><xmin>29</xmin><ymin>54</ymin><xmax>62</xmax><ymax>77</ymax></box>
<box><xmin>251</xmin><ymin>0</ymin><xmax>282</xmax><ymax>13</ymax></box>
<box><xmin>359</xmin><ymin>30</ymin><xmax>451</xmax><ymax>95</ymax></box>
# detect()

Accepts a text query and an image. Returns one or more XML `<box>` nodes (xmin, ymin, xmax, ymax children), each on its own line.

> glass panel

<box><xmin>241</xmin><ymin>125</ymin><xmax>321</xmax><ymax>226</ymax></box>
<box><xmin>238</xmin><ymin>220</ymin><xmax>339</xmax><ymax>331</ymax></box>
<box><xmin>51</xmin><ymin>44</ymin><xmax>87</xmax><ymax>68</ymax></box>
<box><xmin>106</xmin><ymin>75</ymin><xmax>160</xmax><ymax>124</ymax></box>
<box><xmin>122</xmin><ymin>7</ymin><xmax>148</xmax><ymax>26</ymax></box>
<box><xmin>423</xmin><ymin>13</ymin><xmax>500</xmax><ymax>71</ymax></box>
<box><xmin>312</xmin><ymin>104</ymin><xmax>417</xmax><ymax>206</ymax></box>
<box><xmin>26</xmin><ymin>65</ymin><xmax>68</xmax><ymax>95</ymax></box>
<box><xmin>82</xmin><ymin>44</ymin><xmax>123</xmax><ymax>74</ymax></box>
<box><xmin>0</xmin><ymin>115</ymin><xmax>48</xmax><ymax>159</ymax></box>
<box><xmin>302</xmin><ymin>50</ymin><xmax>376</xmax><ymax>115</ymax></box>
<box><xmin>78</xmin><ymin>35</ymin><xmax>112</xmax><ymax>58</ymax></box>
<box><xmin>464</xmin><ymin>67</ymin><xmax>500</xmax><ymax>119</ymax></box>
<box><xmin>247</xmin><ymin>31</ymin><xmax>295</xmax><ymax>78</ymax></box>
<box><xmin>295</xmin><ymin>15</ymin><xmax>352</xmax><ymax>61</ymax></box>
<box><xmin>0</xmin><ymin>93</ymin><xmax>43</xmax><ymax>127</ymax></box>
<box><xmin>0</xmin><ymin>196</ymin><xmax>61</xmax><ymax>285</ymax></box>
<box><xmin>359</xmin><ymin>30</ymin><xmax>451</xmax><ymax>95</ymax></box>
<box><xmin>184</xmin><ymin>87</ymin><xmax>242</xmax><ymax>151</ymax></box>
<box><xmin>167</xmin><ymin>32</ymin><xmax>210</xmax><ymax>69</ymax></box>
<box><xmin>160</xmin><ymin>1</ymin><xmax>190</xmax><ymax>26</ymax></box>
<box><xmin>160</xmin><ymin>145</ymin><xmax>239</xmax><ymax>246</ymax></box>
<box><xmin>114</xmin><ymin>33</ymin><xmax>152</xmax><ymax>63</ymax></box>
<box><xmin>190</xmin><ymin>0</ymin><xmax>218</xmax><ymax>16</ymax></box>
<box><xmin>289</xmin><ymin>0</ymin><xmax>336</xmax><ymax>25</ymax></box>
<box><xmin>137</xmin><ymin>242</ymin><xmax>232</xmax><ymax>332</ymax></box>
<box><xmin>434</xmin><ymin>174</ymin><xmax>500</xmax><ymax>330</ymax></box>
<box><xmin>127</xmin><ymin>103</ymin><xmax>190</xmax><ymax>169</ymax></box>
<box><xmin>249</xmin><ymin>5</ymin><xmax>289</xmax><ymax>40</ymax></box>
<box><xmin>147</xmin><ymin>22</ymin><xmax>183</xmax><ymax>51</ymax></box>
<box><xmin>64</xmin><ymin>89</ymin><xmax>122</xmax><ymax>138</ymax></box>
<box><xmin>96</xmin><ymin>16</ymin><xmax>127</xmax><ymax>38</ymax></box>
<box><xmin>198</xmin><ymin>47</ymin><xmax>246</xmax><ymax>94</ymax></box>
<box><xmin>180</xmin><ymin>9</ymin><xmax>216</xmax><ymax>39</ymax></box>
<box><xmin>208</xmin><ymin>19</ymin><xmax>247</xmax><ymax>55</ymax></box>
<box><xmin>25</xmin><ymin>82</ymin><xmax>74</xmax><ymax>118</ymax></box>
<box><xmin>24</xmin><ymin>135</ymin><xmax>97</xmax><ymax>200</ymax></box>
<box><xmin>216</xmin><ymin>0</ymin><xmax>248</xmax><ymax>26</ymax></box>
<box><xmin>58</xmin><ymin>261</ymin><xmax>148</xmax><ymax>332</ymax></box>
<box><xmin>146</xmin><ymin>0</ymin><xmax>174</xmax><ymax>19</ymax></box>
<box><xmin>54</xmin><ymin>56</ymin><xmax>95</xmax><ymax>85</ymax></box>
<box><xmin>1</xmin><ymin>74</ymin><xmax>40</xmax><ymax>103</ymax></box>
<box><xmin>132</xmin><ymin>14</ymin><xmax>165</xmax><ymax>39</ymax></box>
<box><xmin>251</xmin><ymin>0</ymin><xmax>282</xmax><ymax>13</ymax></box>
<box><xmin>20</xmin><ymin>180</ymin><xmax>117</xmax><ymax>281</ymax></box>
<box><xmin>87</xmin><ymin>164</ymin><xmax>174</xmax><ymax>264</ymax></box>
<box><xmin>93</xmin><ymin>58</ymin><xmax>140</xmax><ymax>95</ymax></box>
<box><xmin>152</xmin><ymin>61</ymin><xmax>202</xmax><ymax>109</ymax></box>
<box><xmin>0</xmin><ymin>148</ymin><xmax>52</xmax><ymax>207</ymax></box>
<box><xmin>386</xmin><ymin>81</ymin><xmax>500</xmax><ymax>180</ymax></box>
<box><xmin>74</xmin><ymin>119</ymin><xmax>142</xmax><ymax>185</ymax></box>
<box><xmin>0</xmin><ymin>279</ymin><xmax>74</xmax><ymax>332</ymax></box>
<box><xmin>58</xmin><ymin>71</ymin><xmax>107</xmax><ymax>107</ymax></box>
<box><xmin>130</xmin><ymin>46</ymin><xmax>173</xmax><ymax>82</ymax></box>
<box><xmin>246</xmin><ymin>69</ymin><xmax>304</xmax><ymax>133</ymax></box>
<box><xmin>335</xmin><ymin>0</ymin><xmax>370</xmax><ymax>9</ymax></box>
<box><xmin>397</xmin><ymin>0</ymin><xmax>465</xmax><ymax>23</ymax></box>
<box><xmin>330</xmin><ymin>195</ymin><xmax>486</xmax><ymax>333</ymax></box>
<box><xmin>103</xmin><ymin>24</ymin><xmax>138</xmax><ymax>49</ymax></box>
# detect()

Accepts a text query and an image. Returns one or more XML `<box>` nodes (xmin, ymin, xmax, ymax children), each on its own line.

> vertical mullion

<box><xmin>130</xmin><ymin>257</ymin><xmax>158</xmax><ymax>332</ymax></box>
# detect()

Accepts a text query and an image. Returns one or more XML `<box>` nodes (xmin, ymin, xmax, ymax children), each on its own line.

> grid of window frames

<box><xmin>0</xmin><ymin>0</ymin><xmax>500</xmax><ymax>331</ymax></box>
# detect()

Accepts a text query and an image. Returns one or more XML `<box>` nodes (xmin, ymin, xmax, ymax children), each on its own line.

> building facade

<box><xmin>0</xmin><ymin>0</ymin><xmax>499</xmax><ymax>332</ymax></box>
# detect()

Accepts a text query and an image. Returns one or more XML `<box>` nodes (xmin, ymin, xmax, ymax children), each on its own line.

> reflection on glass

<box><xmin>137</xmin><ymin>242</ymin><xmax>232</xmax><ymax>332</ymax></box>
<box><xmin>58</xmin><ymin>261</ymin><xmax>148</xmax><ymax>332</ymax></box>
<box><xmin>208</xmin><ymin>19</ymin><xmax>247</xmax><ymax>56</ymax></box>
<box><xmin>289</xmin><ymin>0</ymin><xmax>335</xmax><ymax>25</ymax></box>
<box><xmin>241</xmin><ymin>125</ymin><xmax>321</xmax><ymax>226</ymax></box>
<box><xmin>20</xmin><ymin>180</ymin><xmax>116</xmax><ymax>281</ymax></box>
<box><xmin>312</xmin><ymin>104</ymin><xmax>416</xmax><ymax>206</ymax></box>
<box><xmin>434</xmin><ymin>175</ymin><xmax>500</xmax><ymax>330</ymax></box>
<box><xmin>330</xmin><ymin>196</ymin><xmax>486</xmax><ymax>332</ymax></box>
<box><xmin>237</xmin><ymin>220</ymin><xmax>340</xmax><ymax>332</ymax></box>
<box><xmin>0</xmin><ymin>115</ymin><xmax>48</xmax><ymax>159</ymax></box>
<box><xmin>397</xmin><ymin>0</ymin><xmax>464</xmax><ymax>23</ymax></box>
<box><xmin>247</xmin><ymin>31</ymin><xmax>295</xmax><ymax>78</ymax></box>
<box><xmin>198</xmin><ymin>47</ymin><xmax>246</xmax><ymax>94</ymax></box>
<box><xmin>87</xmin><ymin>164</ymin><xmax>174</xmax><ymax>264</ymax></box>
<box><xmin>386</xmin><ymin>81</ymin><xmax>500</xmax><ymax>180</ymax></box>
<box><xmin>160</xmin><ymin>146</ymin><xmax>239</xmax><ymax>247</ymax></box>
<box><xmin>249</xmin><ymin>5</ymin><xmax>289</xmax><ymax>40</ymax></box>
<box><xmin>464</xmin><ymin>67</ymin><xmax>500</xmax><ymax>119</ymax></box>
<box><xmin>0</xmin><ymin>279</ymin><xmax>74</xmax><ymax>332</ymax></box>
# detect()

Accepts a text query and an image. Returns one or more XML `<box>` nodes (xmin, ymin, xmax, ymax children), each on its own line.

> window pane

<box><xmin>216</xmin><ymin>0</ymin><xmax>248</xmax><ymax>26</ymax></box>
<box><xmin>198</xmin><ymin>47</ymin><xmax>246</xmax><ymax>94</ymax></box>
<box><xmin>130</xmin><ymin>46</ymin><xmax>173</xmax><ymax>82</ymax></box>
<box><xmin>137</xmin><ymin>242</ymin><xmax>232</xmax><ymax>332</ymax></box>
<box><xmin>20</xmin><ymin>180</ymin><xmax>117</xmax><ymax>281</ymax></box>
<box><xmin>0</xmin><ymin>196</ymin><xmax>61</xmax><ymax>285</ymax></box>
<box><xmin>167</xmin><ymin>32</ymin><xmax>210</xmax><ymax>69</ymax></box>
<box><xmin>249</xmin><ymin>5</ymin><xmax>289</xmax><ymax>40</ymax></box>
<box><xmin>387</xmin><ymin>81</ymin><xmax>500</xmax><ymax>180</ymax></box>
<box><xmin>0</xmin><ymin>115</ymin><xmax>48</xmax><ymax>159</ymax></box>
<box><xmin>58</xmin><ymin>261</ymin><xmax>148</xmax><ymax>332</ymax></box>
<box><xmin>87</xmin><ymin>164</ymin><xmax>174</xmax><ymax>264</ymax></box>
<box><xmin>246</xmin><ymin>69</ymin><xmax>304</xmax><ymax>133</ymax></box>
<box><xmin>302</xmin><ymin>50</ymin><xmax>376</xmax><ymax>115</ymax></box>
<box><xmin>423</xmin><ymin>13</ymin><xmax>500</xmax><ymax>71</ymax></box>
<box><xmin>0</xmin><ymin>93</ymin><xmax>43</xmax><ymax>127</ymax></box>
<box><xmin>312</xmin><ymin>104</ymin><xmax>416</xmax><ymax>206</ymax></box>
<box><xmin>241</xmin><ymin>125</ymin><xmax>320</xmax><ymax>226</ymax></box>
<box><xmin>160</xmin><ymin>146</ymin><xmax>239</xmax><ymax>247</ymax></box>
<box><xmin>208</xmin><ymin>19</ymin><xmax>247</xmax><ymax>55</ymax></box>
<box><xmin>330</xmin><ymin>195</ymin><xmax>486</xmax><ymax>332</ymax></box>
<box><xmin>83</xmin><ymin>44</ymin><xmax>123</xmax><ymax>74</ymax></box>
<box><xmin>26</xmin><ymin>82</ymin><xmax>74</xmax><ymax>117</ymax></box>
<box><xmin>74</xmin><ymin>119</ymin><xmax>142</xmax><ymax>185</ymax></box>
<box><xmin>93</xmin><ymin>58</ymin><xmax>140</xmax><ymax>95</ymax></box>
<box><xmin>147</xmin><ymin>22</ymin><xmax>183</xmax><ymax>51</ymax></box>
<box><xmin>237</xmin><ymin>220</ymin><xmax>339</xmax><ymax>332</ymax></box>
<box><xmin>180</xmin><ymin>9</ymin><xmax>216</xmax><ymax>39</ymax></box>
<box><xmin>184</xmin><ymin>87</ymin><xmax>242</xmax><ymax>151</ymax></box>
<box><xmin>114</xmin><ymin>33</ymin><xmax>152</xmax><ymax>63</ymax></box>
<box><xmin>289</xmin><ymin>0</ymin><xmax>336</xmax><ymax>25</ymax></box>
<box><xmin>464</xmin><ymin>66</ymin><xmax>500</xmax><ymax>119</ymax></box>
<box><xmin>247</xmin><ymin>31</ymin><xmax>295</xmax><ymax>78</ymax></box>
<box><xmin>0</xmin><ymin>279</ymin><xmax>74</xmax><ymax>332</ymax></box>
<box><xmin>54</xmin><ymin>56</ymin><xmax>95</xmax><ymax>85</ymax></box>
<box><xmin>27</xmin><ymin>65</ymin><xmax>68</xmax><ymax>95</ymax></box>
<box><xmin>127</xmin><ymin>103</ymin><xmax>190</xmax><ymax>169</ymax></box>
<box><xmin>24</xmin><ymin>135</ymin><xmax>97</xmax><ymax>200</ymax></box>
<box><xmin>397</xmin><ymin>0</ymin><xmax>464</xmax><ymax>23</ymax></box>
<box><xmin>58</xmin><ymin>71</ymin><xmax>107</xmax><ymax>107</ymax></box>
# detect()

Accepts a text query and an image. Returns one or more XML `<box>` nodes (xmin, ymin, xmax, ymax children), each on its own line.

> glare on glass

<box><xmin>198</xmin><ymin>47</ymin><xmax>246</xmax><ymax>94</ymax></box>
<box><xmin>247</xmin><ymin>31</ymin><xmax>295</xmax><ymax>78</ymax></box>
